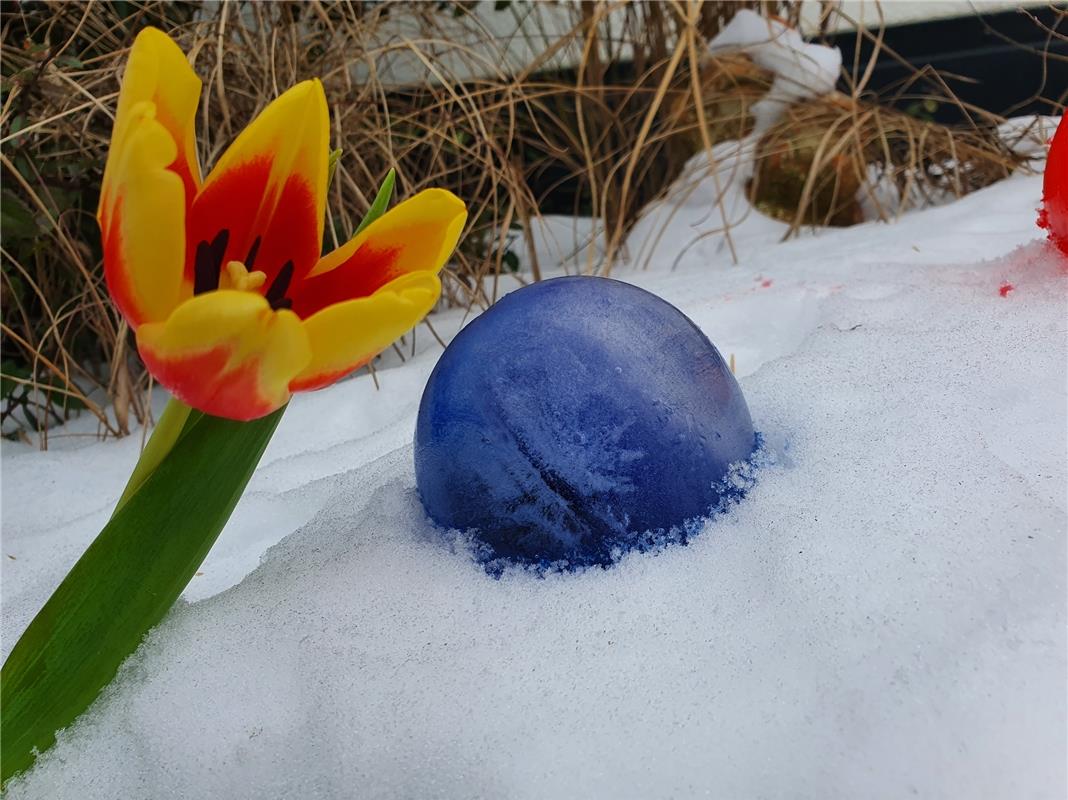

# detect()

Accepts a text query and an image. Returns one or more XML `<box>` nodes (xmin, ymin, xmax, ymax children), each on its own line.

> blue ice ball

<box><xmin>414</xmin><ymin>276</ymin><xmax>755</xmax><ymax>566</ymax></box>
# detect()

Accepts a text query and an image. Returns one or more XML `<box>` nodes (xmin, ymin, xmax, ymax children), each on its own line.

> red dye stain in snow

<box><xmin>761</xmin><ymin>279</ymin><xmax>773</xmax><ymax>288</ymax></box>
<box><xmin>999</xmin><ymin>282</ymin><xmax>1014</xmax><ymax>297</ymax></box>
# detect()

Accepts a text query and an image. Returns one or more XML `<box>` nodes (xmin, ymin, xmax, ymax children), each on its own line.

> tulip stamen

<box><xmin>193</xmin><ymin>229</ymin><xmax>230</xmax><ymax>295</ymax></box>
<box><xmin>245</xmin><ymin>236</ymin><xmax>262</xmax><ymax>270</ymax></box>
<box><xmin>222</xmin><ymin>260</ymin><xmax>267</xmax><ymax>292</ymax></box>
<box><xmin>265</xmin><ymin>260</ymin><xmax>295</xmax><ymax>311</ymax></box>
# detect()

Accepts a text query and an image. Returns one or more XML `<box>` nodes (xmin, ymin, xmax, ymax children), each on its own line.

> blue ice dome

<box><xmin>414</xmin><ymin>276</ymin><xmax>755</xmax><ymax>567</ymax></box>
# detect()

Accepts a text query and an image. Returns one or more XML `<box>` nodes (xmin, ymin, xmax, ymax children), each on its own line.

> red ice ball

<box><xmin>1039</xmin><ymin>115</ymin><xmax>1068</xmax><ymax>258</ymax></box>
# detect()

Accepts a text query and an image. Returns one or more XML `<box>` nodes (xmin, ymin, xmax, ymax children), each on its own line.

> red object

<box><xmin>1039</xmin><ymin>116</ymin><xmax>1068</xmax><ymax>257</ymax></box>
<box><xmin>999</xmin><ymin>282</ymin><xmax>1014</xmax><ymax>297</ymax></box>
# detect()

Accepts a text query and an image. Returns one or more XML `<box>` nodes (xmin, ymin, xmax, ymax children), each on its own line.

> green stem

<box><xmin>113</xmin><ymin>397</ymin><xmax>194</xmax><ymax>516</ymax></box>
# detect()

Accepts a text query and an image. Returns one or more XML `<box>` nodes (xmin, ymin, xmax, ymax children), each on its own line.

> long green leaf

<box><xmin>353</xmin><ymin>168</ymin><xmax>395</xmax><ymax>237</ymax></box>
<box><xmin>0</xmin><ymin>406</ymin><xmax>284</xmax><ymax>785</ymax></box>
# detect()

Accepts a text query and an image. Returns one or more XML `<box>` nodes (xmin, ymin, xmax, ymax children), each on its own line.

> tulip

<box><xmin>98</xmin><ymin>27</ymin><xmax>467</xmax><ymax>420</ymax></box>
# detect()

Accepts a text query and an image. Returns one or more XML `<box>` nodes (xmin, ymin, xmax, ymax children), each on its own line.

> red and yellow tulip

<box><xmin>98</xmin><ymin>28</ymin><xmax>467</xmax><ymax>420</ymax></box>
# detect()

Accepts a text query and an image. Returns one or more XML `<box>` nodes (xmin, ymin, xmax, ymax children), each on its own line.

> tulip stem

<box><xmin>113</xmin><ymin>396</ymin><xmax>197</xmax><ymax>517</ymax></box>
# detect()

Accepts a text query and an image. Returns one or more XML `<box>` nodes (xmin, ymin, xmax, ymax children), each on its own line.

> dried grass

<box><xmin>0</xmin><ymin>0</ymin><xmax>1054</xmax><ymax>445</ymax></box>
<box><xmin>749</xmin><ymin>91</ymin><xmax>1026</xmax><ymax>230</ymax></box>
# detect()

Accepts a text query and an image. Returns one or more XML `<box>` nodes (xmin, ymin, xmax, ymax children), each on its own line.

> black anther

<box><xmin>193</xmin><ymin>229</ymin><xmax>230</xmax><ymax>295</ymax></box>
<box><xmin>265</xmin><ymin>260</ymin><xmax>294</xmax><ymax>311</ymax></box>
<box><xmin>245</xmin><ymin>236</ymin><xmax>262</xmax><ymax>270</ymax></box>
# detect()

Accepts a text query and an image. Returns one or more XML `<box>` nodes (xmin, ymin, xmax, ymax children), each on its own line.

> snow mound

<box><xmin>623</xmin><ymin>11</ymin><xmax>843</xmax><ymax>272</ymax></box>
<box><xmin>709</xmin><ymin>9</ymin><xmax>841</xmax><ymax>132</ymax></box>
<box><xmin>2</xmin><ymin>172</ymin><xmax>1065</xmax><ymax>799</ymax></box>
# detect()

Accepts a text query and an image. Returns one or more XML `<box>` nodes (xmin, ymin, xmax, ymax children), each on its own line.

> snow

<box><xmin>999</xmin><ymin>115</ymin><xmax>1062</xmax><ymax>159</ymax></box>
<box><xmin>2</xmin><ymin>165</ymin><xmax>1066</xmax><ymax>798</ymax></box>
<box><xmin>708</xmin><ymin>9</ymin><xmax>842</xmax><ymax>134</ymax></box>
<box><xmin>615</xmin><ymin>12</ymin><xmax>844</xmax><ymax>274</ymax></box>
<box><xmin>512</xmin><ymin>214</ymin><xmax>605</xmax><ymax>275</ymax></box>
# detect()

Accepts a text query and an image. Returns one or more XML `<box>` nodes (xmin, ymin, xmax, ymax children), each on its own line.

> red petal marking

<box><xmin>139</xmin><ymin>342</ymin><xmax>280</xmax><ymax>421</ymax></box>
<box><xmin>168</xmin><ymin>152</ymin><xmax>198</xmax><ymax>213</ymax></box>
<box><xmin>154</xmin><ymin>105</ymin><xmax>198</xmax><ymax>209</ymax></box>
<box><xmin>101</xmin><ymin>196</ymin><xmax>148</xmax><ymax>327</ymax></box>
<box><xmin>999</xmin><ymin>282</ymin><xmax>1014</xmax><ymax>297</ymax></box>
<box><xmin>185</xmin><ymin>156</ymin><xmax>321</xmax><ymax>291</ymax></box>
<box><xmin>289</xmin><ymin>244</ymin><xmax>402</xmax><ymax>319</ymax></box>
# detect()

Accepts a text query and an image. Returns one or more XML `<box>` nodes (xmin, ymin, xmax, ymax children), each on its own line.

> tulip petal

<box><xmin>291</xmin><ymin>189</ymin><xmax>465</xmax><ymax>318</ymax></box>
<box><xmin>289</xmin><ymin>272</ymin><xmax>441</xmax><ymax>392</ymax></box>
<box><xmin>98</xmin><ymin>28</ymin><xmax>201</xmax><ymax>326</ymax></box>
<box><xmin>99</xmin><ymin>104</ymin><xmax>188</xmax><ymax>327</ymax></box>
<box><xmin>102</xmin><ymin>27</ymin><xmax>202</xmax><ymax>208</ymax></box>
<box><xmin>137</xmin><ymin>292</ymin><xmax>312</xmax><ymax>421</ymax></box>
<box><xmin>185</xmin><ymin>80</ymin><xmax>329</xmax><ymax>295</ymax></box>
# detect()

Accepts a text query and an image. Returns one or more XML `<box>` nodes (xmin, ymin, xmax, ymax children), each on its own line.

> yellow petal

<box><xmin>290</xmin><ymin>272</ymin><xmax>441</xmax><ymax>392</ymax></box>
<box><xmin>137</xmin><ymin>291</ymin><xmax>312</xmax><ymax>421</ymax></box>
<box><xmin>99</xmin><ymin>102</ymin><xmax>187</xmax><ymax>326</ymax></box>
<box><xmin>292</xmin><ymin>189</ymin><xmax>466</xmax><ymax>318</ymax></box>
<box><xmin>186</xmin><ymin>80</ymin><xmax>330</xmax><ymax>292</ymax></box>
<box><xmin>98</xmin><ymin>27</ymin><xmax>201</xmax><ymax>326</ymax></box>
<box><xmin>101</xmin><ymin>26</ymin><xmax>201</xmax><ymax>216</ymax></box>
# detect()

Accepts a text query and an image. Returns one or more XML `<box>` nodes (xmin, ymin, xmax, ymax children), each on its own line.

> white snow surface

<box><xmin>2</xmin><ymin>171</ymin><xmax>1067</xmax><ymax>798</ymax></box>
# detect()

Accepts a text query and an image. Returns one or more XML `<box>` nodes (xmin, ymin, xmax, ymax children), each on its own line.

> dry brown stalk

<box><xmin>0</xmin><ymin>1</ymin><xmax>1054</xmax><ymax>446</ymax></box>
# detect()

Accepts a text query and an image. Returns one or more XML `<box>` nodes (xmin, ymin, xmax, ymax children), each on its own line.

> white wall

<box><xmin>799</xmin><ymin>0</ymin><xmax>1036</xmax><ymax>34</ymax></box>
<box><xmin>354</xmin><ymin>1</ymin><xmax>1043</xmax><ymax>87</ymax></box>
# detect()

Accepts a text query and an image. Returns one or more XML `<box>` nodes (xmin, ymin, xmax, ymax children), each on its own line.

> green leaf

<box><xmin>1</xmin><ymin>189</ymin><xmax>38</xmax><ymax>239</ymax></box>
<box><xmin>20</xmin><ymin>405</ymin><xmax>39</xmax><ymax>431</ymax></box>
<box><xmin>0</xmin><ymin>405</ymin><xmax>285</xmax><ymax>785</ymax></box>
<box><xmin>353</xmin><ymin>168</ymin><xmax>396</xmax><ymax>237</ymax></box>
<box><xmin>1</xmin><ymin>360</ymin><xmax>30</xmax><ymax>400</ymax></box>
<box><xmin>326</xmin><ymin>147</ymin><xmax>343</xmax><ymax>191</ymax></box>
